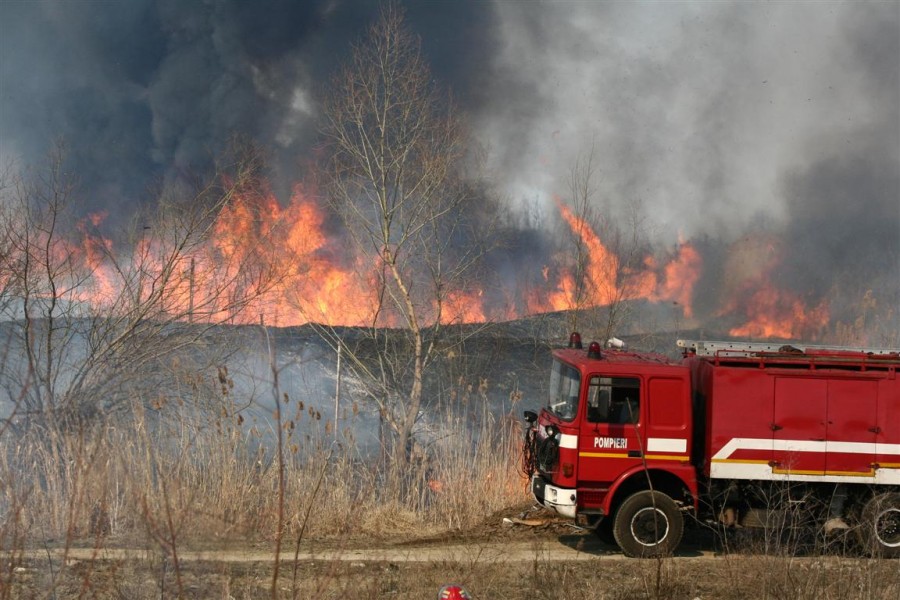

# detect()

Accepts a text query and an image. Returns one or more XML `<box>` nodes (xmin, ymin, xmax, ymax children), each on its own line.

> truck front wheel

<box><xmin>856</xmin><ymin>492</ymin><xmax>900</xmax><ymax>558</ymax></box>
<box><xmin>594</xmin><ymin>517</ymin><xmax>616</xmax><ymax>546</ymax></box>
<box><xmin>613</xmin><ymin>490</ymin><xmax>684</xmax><ymax>558</ymax></box>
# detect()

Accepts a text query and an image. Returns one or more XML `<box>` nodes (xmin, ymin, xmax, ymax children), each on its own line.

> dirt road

<box><xmin>28</xmin><ymin>513</ymin><xmax>721</xmax><ymax>565</ymax></box>
<box><xmin>13</xmin><ymin>522</ymin><xmax>898</xmax><ymax>599</ymax></box>
<box><xmin>41</xmin><ymin>535</ymin><xmax>717</xmax><ymax>565</ymax></box>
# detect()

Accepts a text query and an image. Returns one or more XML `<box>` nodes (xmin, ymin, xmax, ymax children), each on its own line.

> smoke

<box><xmin>481</xmin><ymin>3</ymin><xmax>898</xmax><ymax>238</ymax></box>
<box><xmin>0</xmin><ymin>0</ymin><xmax>498</xmax><ymax>211</ymax></box>
<box><xmin>1</xmin><ymin>1</ymin><xmax>897</xmax><ymax>333</ymax></box>
<box><xmin>476</xmin><ymin>2</ymin><xmax>898</xmax><ymax>331</ymax></box>
<box><xmin>778</xmin><ymin>10</ymin><xmax>900</xmax><ymax>308</ymax></box>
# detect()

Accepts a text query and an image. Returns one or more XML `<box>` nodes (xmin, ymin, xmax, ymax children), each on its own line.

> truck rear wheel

<box><xmin>856</xmin><ymin>492</ymin><xmax>900</xmax><ymax>558</ymax></box>
<box><xmin>613</xmin><ymin>490</ymin><xmax>683</xmax><ymax>558</ymax></box>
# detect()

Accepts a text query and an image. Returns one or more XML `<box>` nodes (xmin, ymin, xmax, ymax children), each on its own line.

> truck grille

<box><xmin>537</xmin><ymin>436</ymin><xmax>559</xmax><ymax>473</ymax></box>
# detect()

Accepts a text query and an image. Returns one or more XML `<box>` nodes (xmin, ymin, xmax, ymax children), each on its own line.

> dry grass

<box><xmin>0</xmin><ymin>383</ymin><xmax>528</xmax><ymax>549</ymax></box>
<box><xmin>2</xmin><ymin>381</ymin><xmax>899</xmax><ymax>598</ymax></box>
<box><xmin>0</xmin><ymin>392</ymin><xmax>529</xmax><ymax>597</ymax></box>
<box><xmin>4</xmin><ymin>549</ymin><xmax>899</xmax><ymax>599</ymax></box>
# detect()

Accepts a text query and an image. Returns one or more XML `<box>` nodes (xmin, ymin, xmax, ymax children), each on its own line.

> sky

<box><xmin>1</xmin><ymin>0</ymin><xmax>898</xmax><ymax>326</ymax></box>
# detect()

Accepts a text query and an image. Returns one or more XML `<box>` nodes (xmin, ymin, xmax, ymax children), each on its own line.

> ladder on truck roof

<box><xmin>677</xmin><ymin>339</ymin><xmax>900</xmax><ymax>358</ymax></box>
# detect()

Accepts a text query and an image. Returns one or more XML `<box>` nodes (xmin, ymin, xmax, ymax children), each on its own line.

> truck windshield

<box><xmin>548</xmin><ymin>360</ymin><xmax>581</xmax><ymax>421</ymax></box>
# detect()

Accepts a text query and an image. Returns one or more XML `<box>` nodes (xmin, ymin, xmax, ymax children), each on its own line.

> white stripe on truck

<box><xmin>647</xmin><ymin>438</ymin><xmax>687</xmax><ymax>453</ymax></box>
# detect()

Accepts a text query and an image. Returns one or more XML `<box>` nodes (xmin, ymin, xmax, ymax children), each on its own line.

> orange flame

<box><xmin>529</xmin><ymin>200</ymin><xmax>702</xmax><ymax>319</ymax></box>
<box><xmin>719</xmin><ymin>235</ymin><xmax>830</xmax><ymax>339</ymax></box>
<box><xmin>46</xmin><ymin>183</ymin><xmax>377</xmax><ymax>327</ymax></box>
<box><xmin>28</xmin><ymin>178</ymin><xmax>838</xmax><ymax>341</ymax></box>
<box><xmin>440</xmin><ymin>289</ymin><xmax>487</xmax><ymax>325</ymax></box>
<box><xmin>656</xmin><ymin>243</ymin><xmax>702</xmax><ymax>318</ymax></box>
<box><xmin>556</xmin><ymin>200</ymin><xmax>619</xmax><ymax>307</ymax></box>
<box><xmin>728</xmin><ymin>285</ymin><xmax>830</xmax><ymax>339</ymax></box>
<box><xmin>207</xmin><ymin>183</ymin><xmax>376</xmax><ymax>326</ymax></box>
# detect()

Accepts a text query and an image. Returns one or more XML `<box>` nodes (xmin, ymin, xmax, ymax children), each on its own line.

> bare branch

<box><xmin>315</xmin><ymin>4</ymin><xmax>484</xmax><ymax>467</ymax></box>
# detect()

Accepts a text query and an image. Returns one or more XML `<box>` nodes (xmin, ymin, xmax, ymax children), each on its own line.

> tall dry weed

<box><xmin>0</xmin><ymin>380</ymin><xmax>528</xmax><ymax>550</ymax></box>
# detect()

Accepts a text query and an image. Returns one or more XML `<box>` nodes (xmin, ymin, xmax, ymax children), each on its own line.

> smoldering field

<box><xmin>2</xmin><ymin>317</ymin><xmax>900</xmax><ymax>600</ymax></box>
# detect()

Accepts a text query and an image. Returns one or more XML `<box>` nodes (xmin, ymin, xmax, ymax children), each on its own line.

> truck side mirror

<box><xmin>524</xmin><ymin>410</ymin><xmax>537</xmax><ymax>424</ymax></box>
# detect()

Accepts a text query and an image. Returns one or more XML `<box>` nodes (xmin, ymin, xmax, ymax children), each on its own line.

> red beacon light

<box><xmin>568</xmin><ymin>332</ymin><xmax>583</xmax><ymax>349</ymax></box>
<box><xmin>587</xmin><ymin>341</ymin><xmax>603</xmax><ymax>359</ymax></box>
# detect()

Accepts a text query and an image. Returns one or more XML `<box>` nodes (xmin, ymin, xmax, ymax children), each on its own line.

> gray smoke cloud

<box><xmin>0</xmin><ymin>0</ymin><xmax>498</xmax><ymax>209</ymax></box>
<box><xmin>477</xmin><ymin>2</ymin><xmax>899</xmax><ymax>327</ymax></box>
<box><xmin>481</xmin><ymin>3</ymin><xmax>898</xmax><ymax>238</ymax></box>
<box><xmin>1</xmin><ymin>1</ymin><xmax>897</xmax><ymax>331</ymax></box>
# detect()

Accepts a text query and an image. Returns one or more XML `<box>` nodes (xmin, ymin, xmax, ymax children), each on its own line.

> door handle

<box><xmin>628</xmin><ymin>450</ymin><xmax>643</xmax><ymax>458</ymax></box>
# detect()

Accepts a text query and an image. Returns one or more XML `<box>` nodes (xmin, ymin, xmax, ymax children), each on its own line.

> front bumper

<box><xmin>531</xmin><ymin>474</ymin><xmax>576</xmax><ymax>519</ymax></box>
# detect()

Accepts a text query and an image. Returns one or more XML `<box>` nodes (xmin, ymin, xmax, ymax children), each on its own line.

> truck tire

<box><xmin>594</xmin><ymin>517</ymin><xmax>616</xmax><ymax>546</ymax></box>
<box><xmin>856</xmin><ymin>492</ymin><xmax>900</xmax><ymax>558</ymax></box>
<box><xmin>613</xmin><ymin>490</ymin><xmax>684</xmax><ymax>558</ymax></box>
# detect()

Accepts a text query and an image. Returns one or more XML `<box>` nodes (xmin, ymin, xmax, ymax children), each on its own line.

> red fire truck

<box><xmin>522</xmin><ymin>334</ymin><xmax>900</xmax><ymax>557</ymax></box>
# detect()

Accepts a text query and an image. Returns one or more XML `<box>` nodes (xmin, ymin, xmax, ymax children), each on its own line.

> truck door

<box><xmin>646</xmin><ymin>377</ymin><xmax>690</xmax><ymax>461</ymax></box>
<box><xmin>773</xmin><ymin>377</ymin><xmax>827</xmax><ymax>475</ymax></box>
<box><xmin>826</xmin><ymin>379</ymin><xmax>877</xmax><ymax>476</ymax></box>
<box><xmin>579</xmin><ymin>376</ymin><xmax>644</xmax><ymax>483</ymax></box>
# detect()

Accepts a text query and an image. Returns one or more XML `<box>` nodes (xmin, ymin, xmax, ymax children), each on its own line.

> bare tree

<box><xmin>565</xmin><ymin>144</ymin><xmax>602</xmax><ymax>333</ymax></box>
<box><xmin>317</xmin><ymin>4</ymin><xmax>480</xmax><ymax>467</ymax></box>
<box><xmin>0</xmin><ymin>140</ymin><xmax>281</xmax><ymax>430</ymax></box>
<box><xmin>0</xmin><ymin>159</ymin><xmax>24</xmax><ymax>434</ymax></box>
<box><xmin>563</xmin><ymin>144</ymin><xmax>653</xmax><ymax>343</ymax></box>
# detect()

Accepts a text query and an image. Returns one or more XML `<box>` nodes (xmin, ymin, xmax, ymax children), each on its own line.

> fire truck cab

<box><xmin>523</xmin><ymin>334</ymin><xmax>900</xmax><ymax>558</ymax></box>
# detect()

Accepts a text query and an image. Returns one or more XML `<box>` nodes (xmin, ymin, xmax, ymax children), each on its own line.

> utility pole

<box><xmin>188</xmin><ymin>256</ymin><xmax>195</xmax><ymax>323</ymax></box>
<box><xmin>334</xmin><ymin>338</ymin><xmax>342</xmax><ymax>428</ymax></box>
